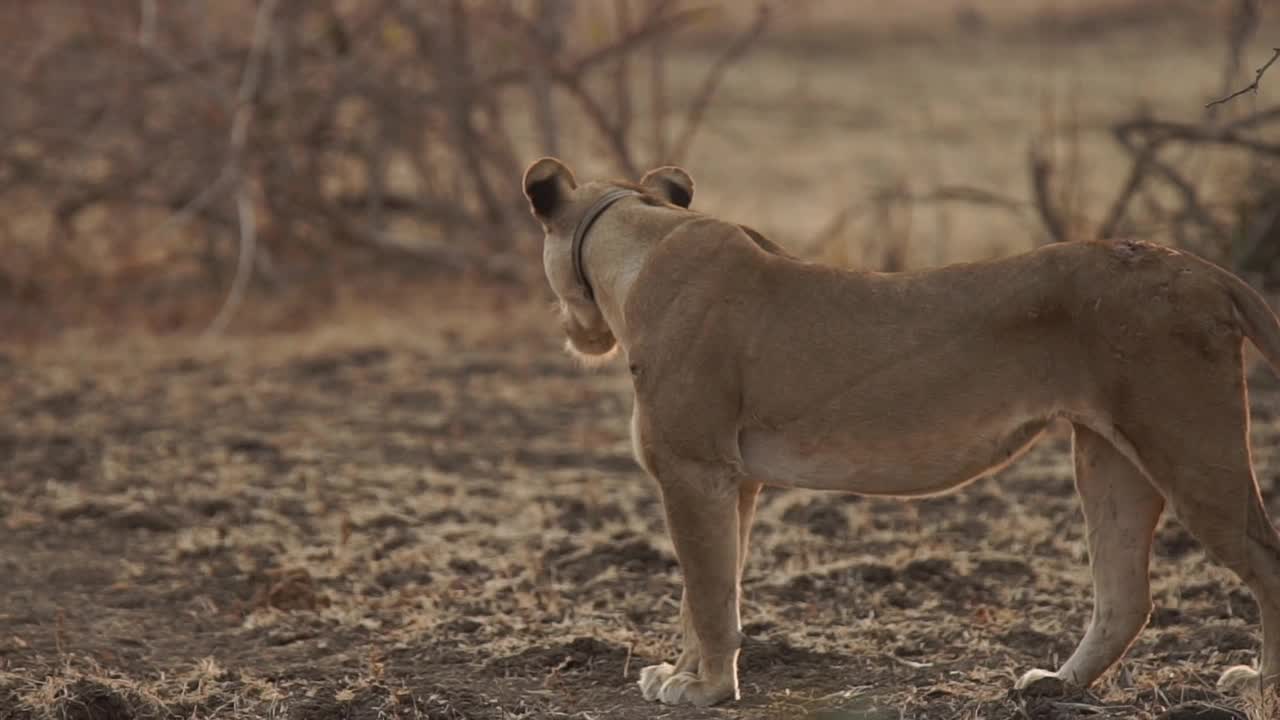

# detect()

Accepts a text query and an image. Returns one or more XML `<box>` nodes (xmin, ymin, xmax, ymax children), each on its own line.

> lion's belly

<box><xmin>738</xmin><ymin>418</ymin><xmax>1048</xmax><ymax>497</ymax></box>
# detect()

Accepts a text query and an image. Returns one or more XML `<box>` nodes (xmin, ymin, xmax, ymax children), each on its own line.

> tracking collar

<box><xmin>571</xmin><ymin>188</ymin><xmax>639</xmax><ymax>302</ymax></box>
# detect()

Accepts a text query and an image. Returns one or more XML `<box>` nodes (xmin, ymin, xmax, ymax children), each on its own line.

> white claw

<box><xmin>638</xmin><ymin>663</ymin><xmax>676</xmax><ymax>701</ymax></box>
<box><xmin>1217</xmin><ymin>664</ymin><xmax>1260</xmax><ymax>694</ymax></box>
<box><xmin>1015</xmin><ymin>668</ymin><xmax>1065</xmax><ymax>695</ymax></box>
<box><xmin>657</xmin><ymin>671</ymin><xmax>700</xmax><ymax>705</ymax></box>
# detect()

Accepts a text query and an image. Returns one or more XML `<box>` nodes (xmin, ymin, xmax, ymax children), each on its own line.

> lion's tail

<box><xmin>1208</xmin><ymin>261</ymin><xmax>1280</xmax><ymax>372</ymax></box>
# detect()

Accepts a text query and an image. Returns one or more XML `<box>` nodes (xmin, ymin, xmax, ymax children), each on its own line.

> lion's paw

<box><xmin>1015</xmin><ymin>669</ymin><xmax>1068</xmax><ymax>696</ymax></box>
<box><xmin>1217</xmin><ymin>665</ymin><xmax>1260</xmax><ymax>693</ymax></box>
<box><xmin>638</xmin><ymin>663</ymin><xmax>677</xmax><ymax>701</ymax></box>
<box><xmin>656</xmin><ymin>671</ymin><xmax>736</xmax><ymax>707</ymax></box>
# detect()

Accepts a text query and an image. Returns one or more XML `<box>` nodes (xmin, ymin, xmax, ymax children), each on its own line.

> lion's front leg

<box><xmin>640</xmin><ymin>477</ymin><xmax>762</xmax><ymax>703</ymax></box>
<box><xmin>636</xmin><ymin>458</ymin><xmax>742</xmax><ymax>707</ymax></box>
<box><xmin>638</xmin><ymin>588</ymin><xmax>701</xmax><ymax>700</ymax></box>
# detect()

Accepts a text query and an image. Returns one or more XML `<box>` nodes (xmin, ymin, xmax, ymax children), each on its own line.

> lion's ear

<box><xmin>639</xmin><ymin>165</ymin><xmax>694</xmax><ymax>208</ymax></box>
<box><xmin>523</xmin><ymin>157</ymin><xmax>578</xmax><ymax>220</ymax></box>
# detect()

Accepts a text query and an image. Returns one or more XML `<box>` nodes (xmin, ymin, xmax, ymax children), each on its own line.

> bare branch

<box><xmin>203</xmin><ymin>186</ymin><xmax>258</xmax><ymax>337</ymax></box>
<box><xmin>138</xmin><ymin>167</ymin><xmax>235</xmax><ymax>242</ymax></box>
<box><xmin>1211</xmin><ymin>0</ymin><xmax>1260</xmax><ymax>117</ymax></box>
<box><xmin>1096</xmin><ymin>141</ymin><xmax>1156</xmax><ymax>240</ymax></box>
<box><xmin>454</xmin><ymin>4</ymin><xmax>714</xmax><ymax>110</ymax></box>
<box><xmin>669</xmin><ymin>3</ymin><xmax>771</xmax><ymax>163</ymax></box>
<box><xmin>204</xmin><ymin>0</ymin><xmax>279</xmax><ymax>337</ymax></box>
<box><xmin>1221</xmin><ymin>103</ymin><xmax>1280</xmax><ymax>131</ymax></box>
<box><xmin>557</xmin><ymin>72</ymin><xmax>641</xmax><ymax>177</ymax></box>
<box><xmin>1115</xmin><ymin>116</ymin><xmax>1280</xmax><ymax>157</ymax></box>
<box><xmin>528</xmin><ymin>0</ymin><xmax>570</xmax><ymax>156</ymax></box>
<box><xmin>560</xmin><ymin>6</ymin><xmax>715</xmax><ymax>78</ymax></box>
<box><xmin>510</xmin><ymin>1</ymin><xmax>711</xmax><ymax>176</ymax></box>
<box><xmin>1028</xmin><ymin>144</ymin><xmax>1069</xmax><ymax>244</ymax></box>
<box><xmin>404</xmin><ymin>0</ymin><xmax>509</xmax><ymax>229</ymax></box>
<box><xmin>1206</xmin><ymin>47</ymin><xmax>1280</xmax><ymax>108</ymax></box>
<box><xmin>1140</xmin><ymin>152</ymin><xmax>1233</xmax><ymax>245</ymax></box>
<box><xmin>1105</xmin><ymin>116</ymin><xmax>1233</xmax><ymax>248</ymax></box>
<box><xmin>229</xmin><ymin>3</ymin><xmax>275</xmax><ymax>156</ymax></box>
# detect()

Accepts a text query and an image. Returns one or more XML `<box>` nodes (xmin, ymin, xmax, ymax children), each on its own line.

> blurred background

<box><xmin>3</xmin><ymin>0</ymin><xmax>1280</xmax><ymax>342</ymax></box>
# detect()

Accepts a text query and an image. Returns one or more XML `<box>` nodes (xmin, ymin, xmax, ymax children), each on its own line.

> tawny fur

<box><xmin>522</xmin><ymin>156</ymin><xmax>1280</xmax><ymax>708</ymax></box>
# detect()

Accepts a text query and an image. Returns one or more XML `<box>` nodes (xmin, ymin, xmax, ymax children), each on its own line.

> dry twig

<box><xmin>1206</xmin><ymin>47</ymin><xmax>1280</xmax><ymax>108</ymax></box>
<box><xmin>1212</xmin><ymin>0</ymin><xmax>1261</xmax><ymax>116</ymax></box>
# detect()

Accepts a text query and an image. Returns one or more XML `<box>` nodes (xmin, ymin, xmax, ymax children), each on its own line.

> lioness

<box><xmin>521</xmin><ymin>156</ymin><xmax>1280</xmax><ymax>707</ymax></box>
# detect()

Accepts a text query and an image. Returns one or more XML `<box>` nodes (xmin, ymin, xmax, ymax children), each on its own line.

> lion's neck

<box><xmin>580</xmin><ymin>209</ymin><xmax>685</xmax><ymax>351</ymax></box>
<box><xmin>583</xmin><ymin>230</ymin><xmax>653</xmax><ymax>350</ymax></box>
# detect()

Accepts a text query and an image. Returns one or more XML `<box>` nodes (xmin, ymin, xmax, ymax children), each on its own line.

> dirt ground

<box><xmin>2</xmin><ymin>297</ymin><xmax>1280</xmax><ymax>720</ymax></box>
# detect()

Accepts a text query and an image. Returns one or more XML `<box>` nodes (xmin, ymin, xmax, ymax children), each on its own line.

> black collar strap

<box><xmin>571</xmin><ymin>188</ymin><xmax>639</xmax><ymax>302</ymax></box>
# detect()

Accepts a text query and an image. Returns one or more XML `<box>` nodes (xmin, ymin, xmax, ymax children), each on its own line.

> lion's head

<box><xmin>521</xmin><ymin>157</ymin><xmax>694</xmax><ymax>360</ymax></box>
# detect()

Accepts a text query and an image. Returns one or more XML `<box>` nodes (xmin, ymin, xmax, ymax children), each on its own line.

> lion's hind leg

<box><xmin>1127</xmin><ymin>380</ymin><xmax>1280</xmax><ymax>700</ymax></box>
<box><xmin>1201</xmin><ymin>478</ymin><xmax>1280</xmax><ymax>698</ymax></box>
<box><xmin>1016</xmin><ymin>425</ymin><xmax>1164</xmax><ymax>693</ymax></box>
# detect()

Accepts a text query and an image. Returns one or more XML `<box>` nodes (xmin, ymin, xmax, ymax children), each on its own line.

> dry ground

<box><xmin>2</xmin><ymin>296</ymin><xmax>1280</xmax><ymax>720</ymax></box>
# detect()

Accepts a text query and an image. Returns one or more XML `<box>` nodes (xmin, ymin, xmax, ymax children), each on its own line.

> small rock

<box><xmin>266</xmin><ymin>627</ymin><xmax>317</xmax><ymax>646</ymax></box>
<box><xmin>1150</xmin><ymin>606</ymin><xmax>1186</xmax><ymax>627</ymax></box>
<box><xmin>190</xmin><ymin>496</ymin><xmax>235</xmax><ymax>517</ymax></box>
<box><xmin>445</xmin><ymin>618</ymin><xmax>482</xmax><ymax>634</ymax></box>
<box><xmin>111</xmin><ymin>503</ymin><xmax>179</xmax><ymax>532</ymax></box>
